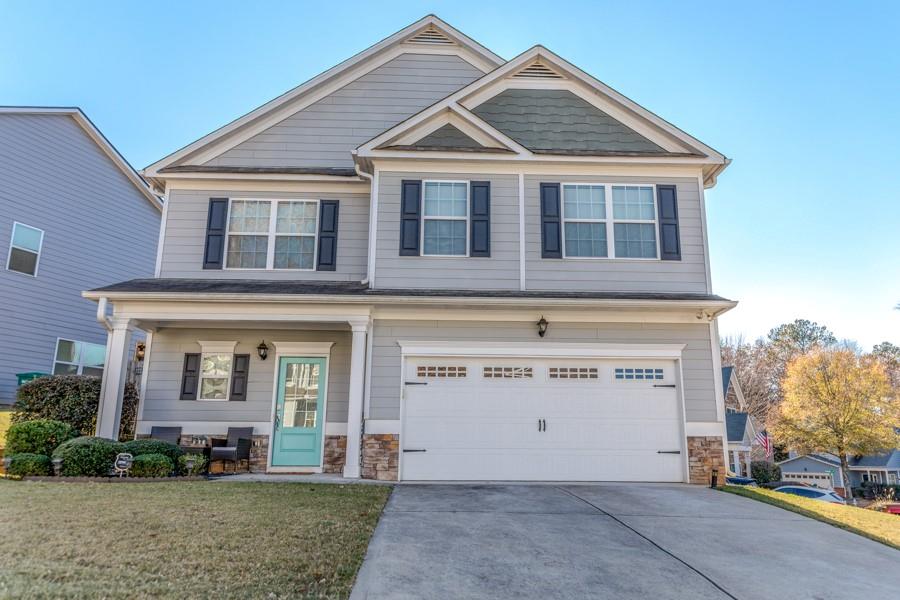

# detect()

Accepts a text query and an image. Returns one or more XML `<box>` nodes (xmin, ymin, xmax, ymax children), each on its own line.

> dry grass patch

<box><xmin>723</xmin><ymin>485</ymin><xmax>900</xmax><ymax>550</ymax></box>
<box><xmin>0</xmin><ymin>480</ymin><xmax>391</xmax><ymax>599</ymax></box>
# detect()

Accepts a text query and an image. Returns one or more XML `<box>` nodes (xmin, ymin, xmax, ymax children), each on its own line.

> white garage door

<box><xmin>401</xmin><ymin>357</ymin><xmax>684</xmax><ymax>482</ymax></box>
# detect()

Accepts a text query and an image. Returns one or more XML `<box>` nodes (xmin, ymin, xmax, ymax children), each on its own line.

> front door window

<box><xmin>283</xmin><ymin>362</ymin><xmax>319</xmax><ymax>428</ymax></box>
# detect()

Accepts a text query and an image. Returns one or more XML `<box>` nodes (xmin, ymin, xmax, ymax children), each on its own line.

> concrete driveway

<box><xmin>351</xmin><ymin>484</ymin><xmax>900</xmax><ymax>600</ymax></box>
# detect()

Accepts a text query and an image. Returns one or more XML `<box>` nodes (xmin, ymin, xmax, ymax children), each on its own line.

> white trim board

<box><xmin>397</xmin><ymin>341</ymin><xmax>687</xmax><ymax>359</ymax></box>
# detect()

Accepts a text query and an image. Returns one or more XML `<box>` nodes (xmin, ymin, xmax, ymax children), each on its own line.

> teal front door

<box><xmin>272</xmin><ymin>357</ymin><xmax>326</xmax><ymax>467</ymax></box>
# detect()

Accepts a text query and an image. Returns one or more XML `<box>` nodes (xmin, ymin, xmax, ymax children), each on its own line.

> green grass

<box><xmin>0</xmin><ymin>409</ymin><xmax>11</xmax><ymax>448</ymax></box>
<box><xmin>723</xmin><ymin>485</ymin><xmax>900</xmax><ymax>550</ymax></box>
<box><xmin>0</xmin><ymin>481</ymin><xmax>391</xmax><ymax>599</ymax></box>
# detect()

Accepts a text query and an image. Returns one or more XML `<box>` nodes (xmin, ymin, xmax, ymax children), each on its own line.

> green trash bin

<box><xmin>16</xmin><ymin>372</ymin><xmax>48</xmax><ymax>386</ymax></box>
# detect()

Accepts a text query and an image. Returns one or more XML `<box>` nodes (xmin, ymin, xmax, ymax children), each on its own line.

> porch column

<box><xmin>95</xmin><ymin>317</ymin><xmax>133</xmax><ymax>439</ymax></box>
<box><xmin>744</xmin><ymin>452</ymin><xmax>752</xmax><ymax>478</ymax></box>
<box><xmin>731</xmin><ymin>449</ymin><xmax>740</xmax><ymax>475</ymax></box>
<box><xmin>343</xmin><ymin>319</ymin><xmax>369</xmax><ymax>478</ymax></box>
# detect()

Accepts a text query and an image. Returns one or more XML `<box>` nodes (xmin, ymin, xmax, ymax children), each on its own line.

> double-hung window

<box><xmin>561</xmin><ymin>184</ymin><xmax>659</xmax><ymax>259</ymax></box>
<box><xmin>562</xmin><ymin>184</ymin><xmax>607</xmax><ymax>257</ymax></box>
<box><xmin>53</xmin><ymin>339</ymin><xmax>105</xmax><ymax>377</ymax></box>
<box><xmin>7</xmin><ymin>222</ymin><xmax>44</xmax><ymax>276</ymax></box>
<box><xmin>422</xmin><ymin>181</ymin><xmax>468</xmax><ymax>256</ymax></box>
<box><xmin>226</xmin><ymin>199</ymin><xmax>318</xmax><ymax>269</ymax></box>
<box><xmin>612</xmin><ymin>185</ymin><xmax>657</xmax><ymax>259</ymax></box>
<box><xmin>199</xmin><ymin>353</ymin><xmax>233</xmax><ymax>401</ymax></box>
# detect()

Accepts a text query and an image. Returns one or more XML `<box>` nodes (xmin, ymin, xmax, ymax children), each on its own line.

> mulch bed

<box><xmin>20</xmin><ymin>476</ymin><xmax>207</xmax><ymax>483</ymax></box>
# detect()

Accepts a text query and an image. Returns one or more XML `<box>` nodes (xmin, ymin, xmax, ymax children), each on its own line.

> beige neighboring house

<box><xmin>85</xmin><ymin>15</ymin><xmax>735</xmax><ymax>483</ymax></box>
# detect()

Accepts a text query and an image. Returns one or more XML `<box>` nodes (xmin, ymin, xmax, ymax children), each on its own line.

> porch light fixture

<box><xmin>536</xmin><ymin>316</ymin><xmax>549</xmax><ymax>338</ymax></box>
<box><xmin>257</xmin><ymin>341</ymin><xmax>269</xmax><ymax>361</ymax></box>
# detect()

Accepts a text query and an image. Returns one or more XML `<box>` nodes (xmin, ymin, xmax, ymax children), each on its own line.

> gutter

<box><xmin>96</xmin><ymin>297</ymin><xmax>113</xmax><ymax>331</ymax></box>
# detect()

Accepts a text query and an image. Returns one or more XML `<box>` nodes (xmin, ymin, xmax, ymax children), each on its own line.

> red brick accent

<box><xmin>687</xmin><ymin>436</ymin><xmax>726</xmax><ymax>485</ymax></box>
<box><xmin>362</xmin><ymin>434</ymin><xmax>399</xmax><ymax>481</ymax></box>
<box><xmin>323</xmin><ymin>435</ymin><xmax>347</xmax><ymax>474</ymax></box>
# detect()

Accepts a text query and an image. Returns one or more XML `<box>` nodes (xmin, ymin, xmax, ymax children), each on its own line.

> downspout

<box><xmin>354</xmin><ymin>154</ymin><xmax>376</xmax><ymax>287</ymax></box>
<box><xmin>96</xmin><ymin>297</ymin><xmax>113</xmax><ymax>332</ymax></box>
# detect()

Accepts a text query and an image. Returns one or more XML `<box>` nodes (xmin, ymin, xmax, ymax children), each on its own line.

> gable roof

<box><xmin>850</xmin><ymin>450</ymin><xmax>900</xmax><ymax>469</ymax></box>
<box><xmin>357</xmin><ymin>45</ymin><xmax>730</xmax><ymax>186</ymax></box>
<box><xmin>721</xmin><ymin>366</ymin><xmax>734</xmax><ymax>396</ymax></box>
<box><xmin>0</xmin><ymin>107</ymin><xmax>161</xmax><ymax>211</ymax></box>
<box><xmin>143</xmin><ymin>15</ymin><xmax>504</xmax><ymax>187</ymax></box>
<box><xmin>726</xmin><ymin>412</ymin><xmax>749</xmax><ymax>443</ymax></box>
<box><xmin>413</xmin><ymin>123</ymin><xmax>485</xmax><ymax>149</ymax></box>
<box><xmin>778</xmin><ymin>454</ymin><xmax>842</xmax><ymax>468</ymax></box>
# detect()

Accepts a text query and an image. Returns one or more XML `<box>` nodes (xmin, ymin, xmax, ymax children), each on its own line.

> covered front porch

<box><xmin>92</xmin><ymin>298</ymin><xmax>372</xmax><ymax>478</ymax></box>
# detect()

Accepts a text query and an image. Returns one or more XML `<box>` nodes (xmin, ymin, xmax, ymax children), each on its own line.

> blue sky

<box><xmin>2</xmin><ymin>1</ymin><xmax>898</xmax><ymax>349</ymax></box>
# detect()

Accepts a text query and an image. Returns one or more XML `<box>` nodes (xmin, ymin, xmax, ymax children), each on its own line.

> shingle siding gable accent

<box><xmin>205</xmin><ymin>53</ymin><xmax>485</xmax><ymax>169</ymax></box>
<box><xmin>413</xmin><ymin>124</ymin><xmax>484</xmax><ymax>149</ymax></box>
<box><xmin>471</xmin><ymin>88</ymin><xmax>667</xmax><ymax>154</ymax></box>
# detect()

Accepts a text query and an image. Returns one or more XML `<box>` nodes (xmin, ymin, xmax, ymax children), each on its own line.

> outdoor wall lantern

<box><xmin>536</xmin><ymin>316</ymin><xmax>549</xmax><ymax>338</ymax></box>
<box><xmin>257</xmin><ymin>341</ymin><xmax>269</xmax><ymax>361</ymax></box>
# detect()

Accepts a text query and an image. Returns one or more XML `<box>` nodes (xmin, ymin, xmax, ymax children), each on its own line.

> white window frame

<box><xmin>560</xmin><ymin>183</ymin><xmax>660</xmax><ymax>261</ymax></box>
<box><xmin>194</xmin><ymin>341</ymin><xmax>237</xmax><ymax>402</ymax></box>
<box><xmin>6</xmin><ymin>221</ymin><xmax>45</xmax><ymax>277</ymax></box>
<box><xmin>52</xmin><ymin>338</ymin><xmax>105</xmax><ymax>376</ymax></box>
<box><xmin>420</xmin><ymin>180</ymin><xmax>470</xmax><ymax>258</ymax></box>
<box><xmin>224</xmin><ymin>198</ymin><xmax>319</xmax><ymax>271</ymax></box>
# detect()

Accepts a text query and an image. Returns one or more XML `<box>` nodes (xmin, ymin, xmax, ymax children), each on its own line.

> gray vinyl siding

<box><xmin>158</xmin><ymin>188</ymin><xmax>369</xmax><ymax>280</ymax></box>
<box><xmin>525</xmin><ymin>176</ymin><xmax>708</xmax><ymax>293</ymax></box>
<box><xmin>368</xmin><ymin>320</ymin><xmax>717</xmax><ymax>422</ymax></box>
<box><xmin>205</xmin><ymin>53</ymin><xmax>484</xmax><ymax>169</ymax></box>
<box><xmin>374</xmin><ymin>172</ymin><xmax>520</xmax><ymax>290</ymax></box>
<box><xmin>0</xmin><ymin>113</ymin><xmax>159</xmax><ymax>404</ymax></box>
<box><xmin>142</xmin><ymin>328</ymin><xmax>350</xmax><ymax>424</ymax></box>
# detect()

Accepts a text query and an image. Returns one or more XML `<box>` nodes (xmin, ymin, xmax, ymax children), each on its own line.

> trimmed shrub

<box><xmin>130</xmin><ymin>453</ymin><xmax>174</xmax><ymax>478</ymax></box>
<box><xmin>12</xmin><ymin>375</ymin><xmax>138</xmax><ymax>441</ymax></box>
<box><xmin>51</xmin><ymin>436</ymin><xmax>126</xmax><ymax>477</ymax></box>
<box><xmin>123</xmin><ymin>439</ymin><xmax>184</xmax><ymax>464</ymax></box>
<box><xmin>178</xmin><ymin>453</ymin><xmax>208</xmax><ymax>476</ymax></box>
<box><xmin>6</xmin><ymin>453</ymin><xmax>52</xmax><ymax>477</ymax></box>
<box><xmin>6</xmin><ymin>419</ymin><xmax>78</xmax><ymax>456</ymax></box>
<box><xmin>750</xmin><ymin>461</ymin><xmax>782</xmax><ymax>484</ymax></box>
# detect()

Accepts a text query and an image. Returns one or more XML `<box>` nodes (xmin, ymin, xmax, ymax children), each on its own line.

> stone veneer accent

<box><xmin>323</xmin><ymin>435</ymin><xmax>347</xmax><ymax>473</ymax></box>
<box><xmin>362</xmin><ymin>434</ymin><xmax>399</xmax><ymax>481</ymax></box>
<box><xmin>687</xmin><ymin>436</ymin><xmax>726</xmax><ymax>485</ymax></box>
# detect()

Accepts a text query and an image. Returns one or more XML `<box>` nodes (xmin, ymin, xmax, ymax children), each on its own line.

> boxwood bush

<box><xmin>12</xmin><ymin>375</ymin><xmax>138</xmax><ymax>440</ymax></box>
<box><xmin>6</xmin><ymin>453</ymin><xmax>52</xmax><ymax>477</ymax></box>
<box><xmin>130</xmin><ymin>453</ymin><xmax>174</xmax><ymax>478</ymax></box>
<box><xmin>750</xmin><ymin>461</ymin><xmax>782</xmax><ymax>484</ymax></box>
<box><xmin>5</xmin><ymin>419</ymin><xmax>78</xmax><ymax>456</ymax></box>
<box><xmin>178</xmin><ymin>453</ymin><xmax>208</xmax><ymax>476</ymax></box>
<box><xmin>123</xmin><ymin>439</ymin><xmax>184</xmax><ymax>464</ymax></box>
<box><xmin>51</xmin><ymin>436</ymin><xmax>126</xmax><ymax>477</ymax></box>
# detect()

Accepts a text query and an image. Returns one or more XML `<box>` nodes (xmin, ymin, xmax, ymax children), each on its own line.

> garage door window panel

<box><xmin>615</xmin><ymin>367</ymin><xmax>664</xmax><ymax>381</ymax></box>
<box><xmin>483</xmin><ymin>366</ymin><xmax>533</xmax><ymax>379</ymax></box>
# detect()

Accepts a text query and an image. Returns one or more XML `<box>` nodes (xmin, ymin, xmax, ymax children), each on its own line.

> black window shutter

<box><xmin>540</xmin><ymin>183</ymin><xmax>562</xmax><ymax>259</ymax></box>
<box><xmin>203</xmin><ymin>198</ymin><xmax>229</xmax><ymax>269</ymax></box>
<box><xmin>316</xmin><ymin>200</ymin><xmax>339</xmax><ymax>271</ymax></box>
<box><xmin>230</xmin><ymin>354</ymin><xmax>250</xmax><ymax>401</ymax></box>
<box><xmin>470</xmin><ymin>181</ymin><xmax>491</xmax><ymax>257</ymax></box>
<box><xmin>399</xmin><ymin>180</ymin><xmax>422</xmax><ymax>256</ymax></box>
<box><xmin>180</xmin><ymin>353</ymin><xmax>200</xmax><ymax>400</ymax></box>
<box><xmin>657</xmin><ymin>185</ymin><xmax>681</xmax><ymax>261</ymax></box>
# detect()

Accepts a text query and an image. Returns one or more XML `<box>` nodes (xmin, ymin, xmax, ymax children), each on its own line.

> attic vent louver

<box><xmin>407</xmin><ymin>25</ymin><xmax>455</xmax><ymax>45</ymax></box>
<box><xmin>513</xmin><ymin>61</ymin><xmax>564</xmax><ymax>79</ymax></box>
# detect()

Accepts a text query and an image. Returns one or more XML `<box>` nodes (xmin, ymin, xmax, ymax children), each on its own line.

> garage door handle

<box><xmin>653</xmin><ymin>384</ymin><xmax>676</xmax><ymax>388</ymax></box>
<box><xmin>657</xmin><ymin>450</ymin><xmax>681</xmax><ymax>454</ymax></box>
<box><xmin>404</xmin><ymin>381</ymin><xmax>428</xmax><ymax>386</ymax></box>
<box><xmin>403</xmin><ymin>448</ymin><xmax>427</xmax><ymax>453</ymax></box>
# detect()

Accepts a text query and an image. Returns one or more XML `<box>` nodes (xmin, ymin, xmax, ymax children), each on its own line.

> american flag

<box><xmin>755</xmin><ymin>430</ymin><xmax>772</xmax><ymax>458</ymax></box>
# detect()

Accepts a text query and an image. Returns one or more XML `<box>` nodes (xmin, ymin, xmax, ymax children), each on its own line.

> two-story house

<box><xmin>0</xmin><ymin>107</ymin><xmax>161</xmax><ymax>406</ymax></box>
<box><xmin>85</xmin><ymin>15</ymin><xmax>735</xmax><ymax>483</ymax></box>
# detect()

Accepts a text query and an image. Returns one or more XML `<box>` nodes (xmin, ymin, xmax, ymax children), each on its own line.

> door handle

<box><xmin>403</xmin><ymin>448</ymin><xmax>427</xmax><ymax>453</ymax></box>
<box><xmin>542</xmin><ymin>419</ymin><xmax>547</xmax><ymax>432</ymax></box>
<box><xmin>537</xmin><ymin>419</ymin><xmax>546</xmax><ymax>432</ymax></box>
<box><xmin>657</xmin><ymin>450</ymin><xmax>681</xmax><ymax>454</ymax></box>
<box><xmin>538</xmin><ymin>418</ymin><xmax>541</xmax><ymax>432</ymax></box>
<box><xmin>404</xmin><ymin>381</ymin><xmax>428</xmax><ymax>386</ymax></box>
<box><xmin>274</xmin><ymin>413</ymin><xmax>281</xmax><ymax>430</ymax></box>
<box><xmin>653</xmin><ymin>384</ymin><xmax>676</xmax><ymax>388</ymax></box>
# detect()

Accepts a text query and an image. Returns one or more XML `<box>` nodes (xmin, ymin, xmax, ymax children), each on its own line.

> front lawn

<box><xmin>723</xmin><ymin>485</ymin><xmax>900</xmax><ymax>550</ymax></box>
<box><xmin>0</xmin><ymin>481</ymin><xmax>391</xmax><ymax>599</ymax></box>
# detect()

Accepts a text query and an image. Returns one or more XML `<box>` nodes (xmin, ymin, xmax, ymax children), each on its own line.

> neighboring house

<box><xmin>777</xmin><ymin>454</ymin><xmax>847</xmax><ymax>495</ymax></box>
<box><xmin>84</xmin><ymin>15</ymin><xmax>736</xmax><ymax>483</ymax></box>
<box><xmin>846</xmin><ymin>450</ymin><xmax>900</xmax><ymax>487</ymax></box>
<box><xmin>726</xmin><ymin>411</ymin><xmax>755</xmax><ymax>477</ymax></box>
<box><xmin>0</xmin><ymin>107</ymin><xmax>161</xmax><ymax>406</ymax></box>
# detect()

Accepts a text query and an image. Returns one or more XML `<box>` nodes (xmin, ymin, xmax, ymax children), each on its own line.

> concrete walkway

<box><xmin>351</xmin><ymin>483</ymin><xmax>900</xmax><ymax>600</ymax></box>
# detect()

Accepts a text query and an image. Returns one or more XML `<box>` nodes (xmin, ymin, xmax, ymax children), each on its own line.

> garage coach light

<box><xmin>257</xmin><ymin>341</ymin><xmax>269</xmax><ymax>361</ymax></box>
<box><xmin>536</xmin><ymin>316</ymin><xmax>549</xmax><ymax>338</ymax></box>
